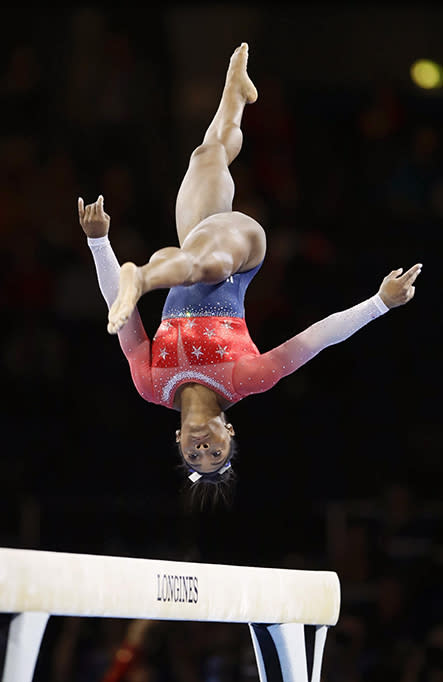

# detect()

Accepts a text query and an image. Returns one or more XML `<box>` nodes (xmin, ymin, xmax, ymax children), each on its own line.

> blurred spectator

<box><xmin>387</xmin><ymin>125</ymin><xmax>443</xmax><ymax>219</ymax></box>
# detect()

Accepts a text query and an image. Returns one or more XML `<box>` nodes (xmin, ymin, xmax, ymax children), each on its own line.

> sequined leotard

<box><xmin>88</xmin><ymin>236</ymin><xmax>389</xmax><ymax>410</ymax></box>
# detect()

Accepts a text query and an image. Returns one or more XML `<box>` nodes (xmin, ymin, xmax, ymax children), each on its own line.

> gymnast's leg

<box><xmin>174</xmin><ymin>41</ymin><xmax>258</xmax><ymax>243</ymax></box>
<box><xmin>108</xmin><ymin>42</ymin><xmax>266</xmax><ymax>335</ymax></box>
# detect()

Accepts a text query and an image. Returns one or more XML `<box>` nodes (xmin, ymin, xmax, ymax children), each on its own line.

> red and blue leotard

<box><xmin>88</xmin><ymin>236</ymin><xmax>390</xmax><ymax>410</ymax></box>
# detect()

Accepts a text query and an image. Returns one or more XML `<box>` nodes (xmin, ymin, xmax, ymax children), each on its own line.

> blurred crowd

<box><xmin>1</xmin><ymin>5</ymin><xmax>442</xmax><ymax>682</ymax></box>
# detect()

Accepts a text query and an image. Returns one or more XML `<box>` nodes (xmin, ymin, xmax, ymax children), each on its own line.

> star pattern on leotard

<box><xmin>191</xmin><ymin>345</ymin><xmax>203</xmax><ymax>359</ymax></box>
<box><xmin>159</xmin><ymin>347</ymin><xmax>169</xmax><ymax>360</ymax></box>
<box><xmin>203</xmin><ymin>327</ymin><xmax>215</xmax><ymax>338</ymax></box>
<box><xmin>215</xmin><ymin>344</ymin><xmax>228</xmax><ymax>358</ymax></box>
<box><xmin>186</xmin><ymin>319</ymin><xmax>196</xmax><ymax>328</ymax></box>
<box><xmin>221</xmin><ymin>320</ymin><xmax>233</xmax><ymax>329</ymax></box>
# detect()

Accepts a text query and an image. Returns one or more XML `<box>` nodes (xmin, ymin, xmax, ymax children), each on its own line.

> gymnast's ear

<box><xmin>225</xmin><ymin>423</ymin><xmax>235</xmax><ymax>436</ymax></box>
<box><xmin>176</xmin><ymin>429</ymin><xmax>181</xmax><ymax>443</ymax></box>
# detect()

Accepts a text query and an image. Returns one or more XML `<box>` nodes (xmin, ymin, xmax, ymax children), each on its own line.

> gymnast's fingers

<box><xmin>400</xmin><ymin>263</ymin><xmax>422</xmax><ymax>285</ymax></box>
<box><xmin>97</xmin><ymin>194</ymin><xmax>105</xmax><ymax>218</ymax></box>
<box><xmin>84</xmin><ymin>203</ymin><xmax>93</xmax><ymax>222</ymax></box>
<box><xmin>78</xmin><ymin>197</ymin><xmax>85</xmax><ymax>220</ymax></box>
<box><xmin>384</xmin><ymin>268</ymin><xmax>402</xmax><ymax>282</ymax></box>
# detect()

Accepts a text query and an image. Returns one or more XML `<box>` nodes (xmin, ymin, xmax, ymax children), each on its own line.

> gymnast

<box><xmin>78</xmin><ymin>43</ymin><xmax>422</xmax><ymax>501</ymax></box>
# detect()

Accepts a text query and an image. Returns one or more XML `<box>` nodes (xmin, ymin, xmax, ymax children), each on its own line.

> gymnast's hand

<box><xmin>377</xmin><ymin>263</ymin><xmax>422</xmax><ymax>308</ymax></box>
<box><xmin>78</xmin><ymin>195</ymin><xmax>110</xmax><ymax>238</ymax></box>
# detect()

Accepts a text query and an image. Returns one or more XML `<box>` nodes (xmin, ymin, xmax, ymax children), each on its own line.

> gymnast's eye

<box><xmin>212</xmin><ymin>451</ymin><xmax>222</xmax><ymax>458</ymax></box>
<box><xmin>188</xmin><ymin>453</ymin><xmax>199</xmax><ymax>461</ymax></box>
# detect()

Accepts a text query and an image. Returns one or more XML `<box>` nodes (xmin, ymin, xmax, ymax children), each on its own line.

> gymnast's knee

<box><xmin>191</xmin><ymin>254</ymin><xmax>232</xmax><ymax>284</ymax></box>
<box><xmin>191</xmin><ymin>142</ymin><xmax>227</xmax><ymax>164</ymax></box>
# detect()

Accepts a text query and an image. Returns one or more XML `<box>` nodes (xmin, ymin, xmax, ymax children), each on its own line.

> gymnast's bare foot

<box><xmin>107</xmin><ymin>262</ymin><xmax>143</xmax><ymax>334</ymax></box>
<box><xmin>227</xmin><ymin>42</ymin><xmax>258</xmax><ymax>104</ymax></box>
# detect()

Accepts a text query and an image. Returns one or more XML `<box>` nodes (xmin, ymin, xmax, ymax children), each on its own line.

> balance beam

<box><xmin>0</xmin><ymin>547</ymin><xmax>340</xmax><ymax>682</ymax></box>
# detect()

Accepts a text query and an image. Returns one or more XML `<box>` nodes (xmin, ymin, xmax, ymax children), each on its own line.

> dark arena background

<box><xmin>1</xmin><ymin>3</ymin><xmax>442</xmax><ymax>681</ymax></box>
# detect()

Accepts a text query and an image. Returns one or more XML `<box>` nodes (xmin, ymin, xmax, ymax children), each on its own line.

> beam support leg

<box><xmin>2</xmin><ymin>612</ymin><xmax>49</xmax><ymax>682</ymax></box>
<box><xmin>249</xmin><ymin>623</ymin><xmax>329</xmax><ymax>682</ymax></box>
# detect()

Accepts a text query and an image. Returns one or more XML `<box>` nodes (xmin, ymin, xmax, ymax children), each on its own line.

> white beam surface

<box><xmin>0</xmin><ymin>548</ymin><xmax>340</xmax><ymax>625</ymax></box>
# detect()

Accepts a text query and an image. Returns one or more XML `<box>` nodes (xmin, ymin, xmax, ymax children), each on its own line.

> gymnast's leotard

<box><xmin>88</xmin><ymin>236</ymin><xmax>389</xmax><ymax>410</ymax></box>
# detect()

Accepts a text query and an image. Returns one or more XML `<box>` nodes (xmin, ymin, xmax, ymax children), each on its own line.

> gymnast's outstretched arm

<box><xmin>78</xmin><ymin>195</ymin><xmax>150</xmax><ymax>358</ymax></box>
<box><xmin>234</xmin><ymin>263</ymin><xmax>422</xmax><ymax>393</ymax></box>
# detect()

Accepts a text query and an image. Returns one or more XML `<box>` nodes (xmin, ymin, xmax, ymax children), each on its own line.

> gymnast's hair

<box><xmin>176</xmin><ymin>438</ymin><xmax>238</xmax><ymax>511</ymax></box>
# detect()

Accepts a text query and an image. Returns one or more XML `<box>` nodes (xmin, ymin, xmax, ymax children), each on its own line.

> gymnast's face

<box><xmin>176</xmin><ymin>417</ymin><xmax>235</xmax><ymax>473</ymax></box>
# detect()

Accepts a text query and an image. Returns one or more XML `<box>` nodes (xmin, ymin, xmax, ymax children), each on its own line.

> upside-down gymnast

<box><xmin>78</xmin><ymin>43</ymin><xmax>422</xmax><ymax>502</ymax></box>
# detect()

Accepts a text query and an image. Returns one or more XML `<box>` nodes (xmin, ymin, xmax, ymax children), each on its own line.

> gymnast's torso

<box><xmin>127</xmin><ymin>263</ymin><xmax>266</xmax><ymax>410</ymax></box>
